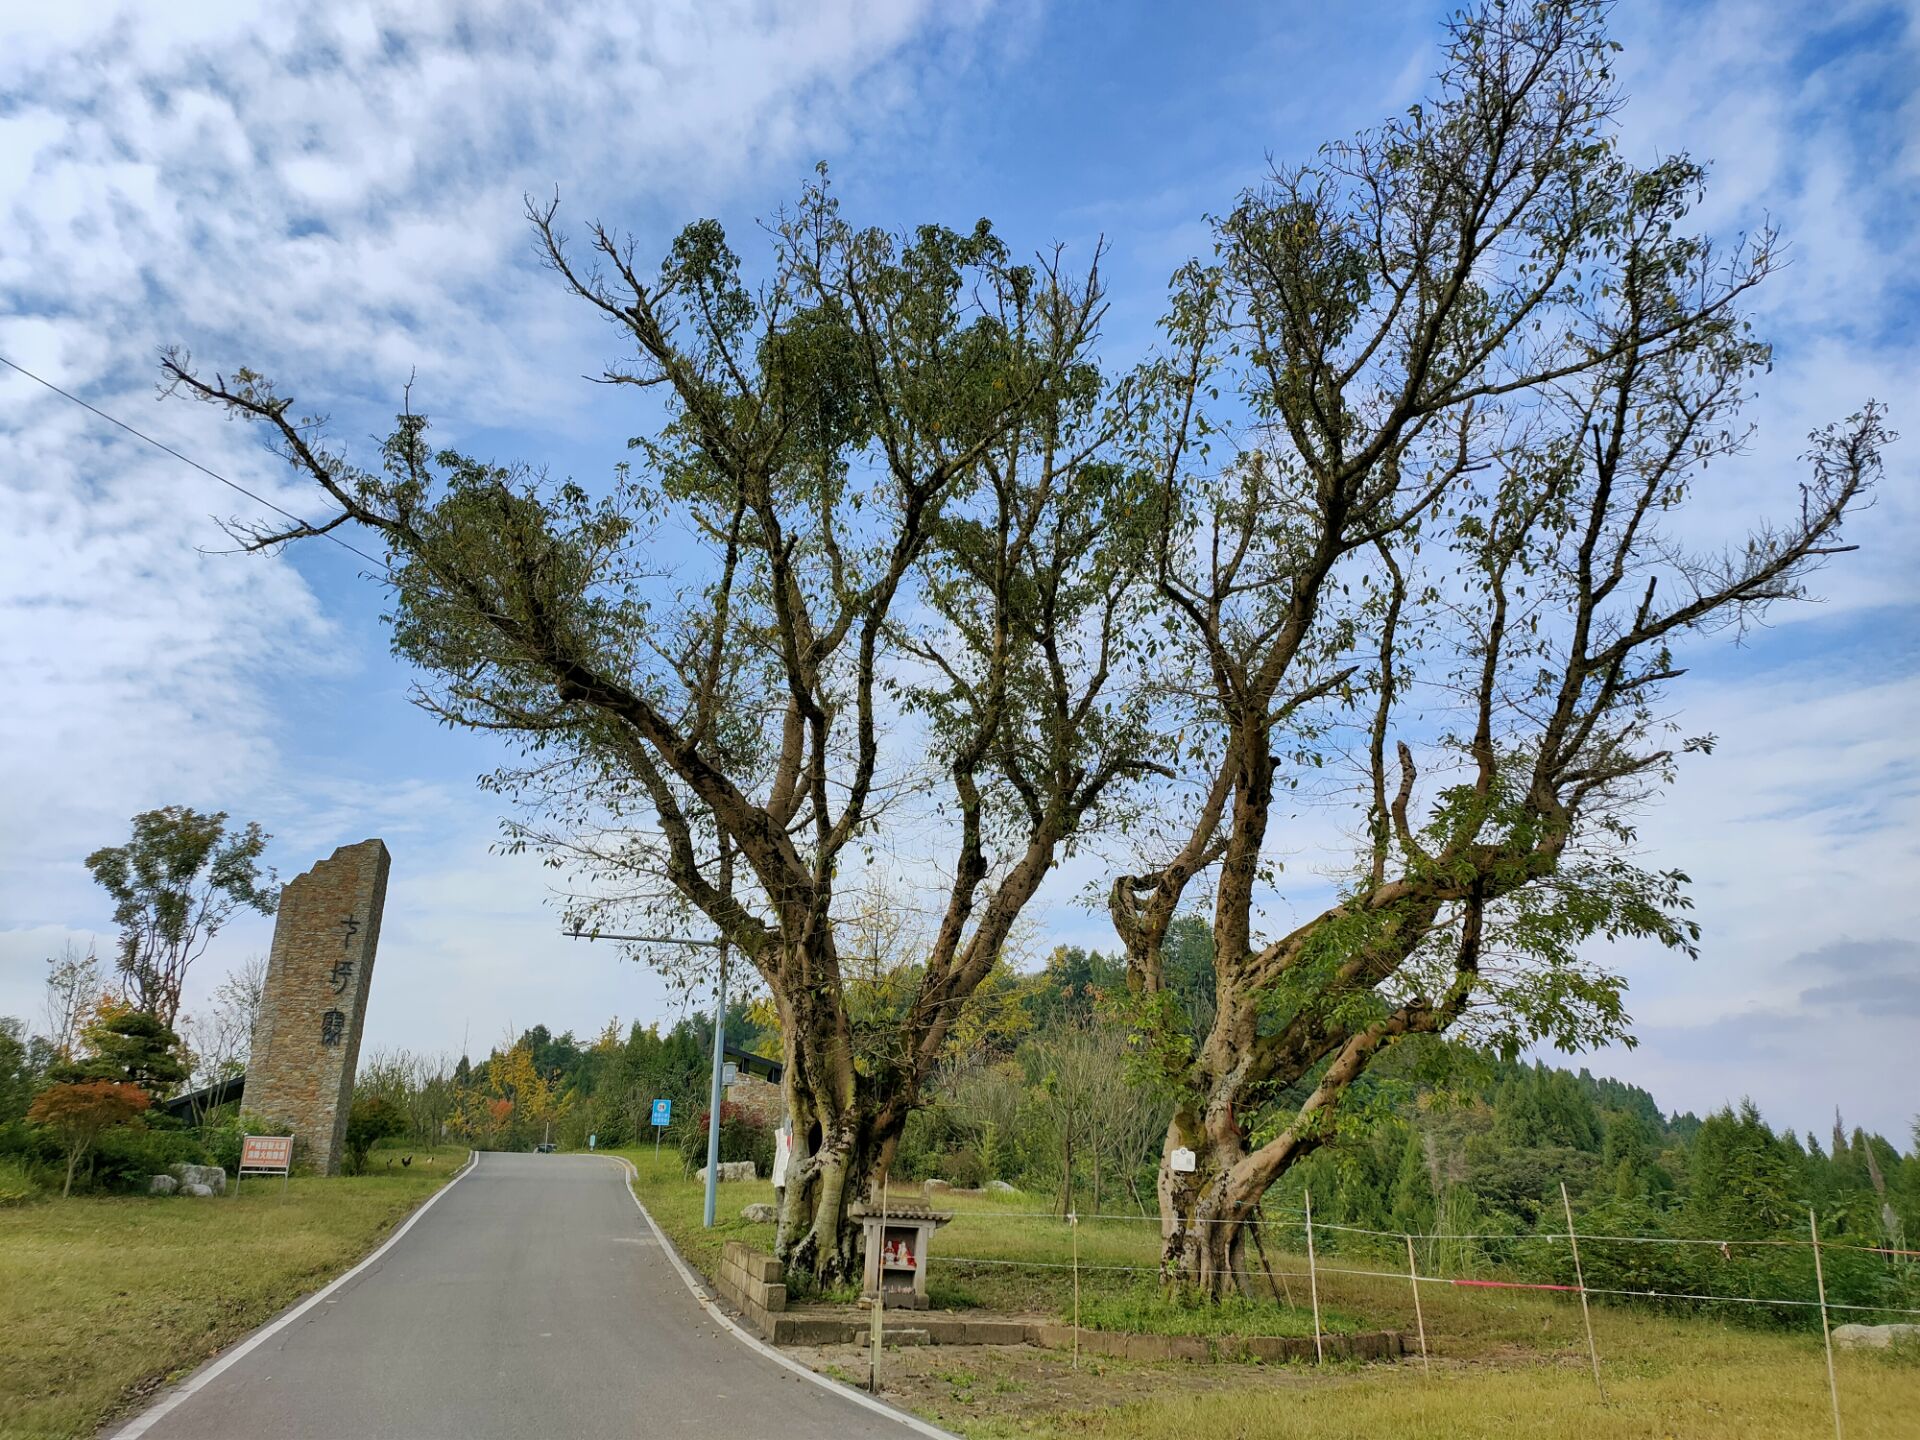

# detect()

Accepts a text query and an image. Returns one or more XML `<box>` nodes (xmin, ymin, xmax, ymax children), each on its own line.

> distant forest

<box><xmin>370</xmin><ymin>919</ymin><xmax>1916</xmax><ymax>1327</ymax></box>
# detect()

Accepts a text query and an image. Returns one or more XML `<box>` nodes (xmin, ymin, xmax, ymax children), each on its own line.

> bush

<box><xmin>0</xmin><ymin>1154</ymin><xmax>44</xmax><ymax>1206</ymax></box>
<box><xmin>196</xmin><ymin>1116</ymin><xmax>247</xmax><ymax>1174</ymax></box>
<box><xmin>345</xmin><ymin>1096</ymin><xmax>406</xmax><ymax>1174</ymax></box>
<box><xmin>932</xmin><ymin>1147</ymin><xmax>987</xmax><ymax>1189</ymax></box>
<box><xmin>0</xmin><ymin>1119</ymin><xmax>58</xmax><ymax>1167</ymax></box>
<box><xmin>677</xmin><ymin>1102</ymin><xmax>773</xmax><ymax>1177</ymax></box>
<box><xmin>90</xmin><ymin>1124</ymin><xmax>207</xmax><ymax>1192</ymax></box>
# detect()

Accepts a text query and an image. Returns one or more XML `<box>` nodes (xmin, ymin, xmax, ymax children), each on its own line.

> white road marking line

<box><xmin>601</xmin><ymin>1155</ymin><xmax>957</xmax><ymax>1440</ymax></box>
<box><xmin>108</xmin><ymin>1151</ymin><xmax>480</xmax><ymax>1440</ymax></box>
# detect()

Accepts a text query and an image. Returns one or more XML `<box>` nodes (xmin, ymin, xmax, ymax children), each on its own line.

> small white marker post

<box><xmin>1810</xmin><ymin>1207</ymin><xmax>1844</xmax><ymax>1440</ymax></box>
<box><xmin>1304</xmin><ymin>1188</ymin><xmax>1324</xmax><ymax>1365</ymax></box>
<box><xmin>869</xmin><ymin>1173</ymin><xmax>888</xmax><ymax>1394</ymax></box>
<box><xmin>1404</xmin><ymin>1232</ymin><xmax>1430</xmax><ymax>1376</ymax></box>
<box><xmin>1560</xmin><ymin>1181</ymin><xmax>1604</xmax><ymax>1402</ymax></box>
<box><xmin>1070</xmin><ymin>1209</ymin><xmax>1081</xmax><ymax>1371</ymax></box>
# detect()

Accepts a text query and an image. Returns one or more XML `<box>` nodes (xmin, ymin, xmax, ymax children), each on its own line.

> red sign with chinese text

<box><xmin>240</xmin><ymin>1135</ymin><xmax>294</xmax><ymax>1172</ymax></box>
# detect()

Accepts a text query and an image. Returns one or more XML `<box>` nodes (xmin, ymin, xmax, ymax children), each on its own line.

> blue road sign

<box><xmin>651</xmin><ymin>1098</ymin><xmax>672</xmax><ymax>1128</ymax></box>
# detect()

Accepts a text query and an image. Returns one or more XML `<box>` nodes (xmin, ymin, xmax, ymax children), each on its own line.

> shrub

<box><xmin>934</xmin><ymin>1147</ymin><xmax>987</xmax><ymax>1189</ymax></box>
<box><xmin>27</xmin><ymin>1080</ymin><xmax>151</xmax><ymax>1197</ymax></box>
<box><xmin>345</xmin><ymin>1096</ymin><xmax>405</xmax><ymax>1174</ymax></box>
<box><xmin>678</xmin><ymin>1101</ymin><xmax>773</xmax><ymax>1177</ymax></box>
<box><xmin>0</xmin><ymin>1154</ymin><xmax>44</xmax><ymax>1206</ymax></box>
<box><xmin>91</xmin><ymin>1124</ymin><xmax>207</xmax><ymax>1192</ymax></box>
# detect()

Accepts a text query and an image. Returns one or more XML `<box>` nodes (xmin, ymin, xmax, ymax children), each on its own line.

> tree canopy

<box><xmin>156</xmin><ymin>1</ymin><xmax>1892</xmax><ymax>1292</ymax></box>
<box><xmin>84</xmin><ymin>807</ymin><xmax>275</xmax><ymax>1027</ymax></box>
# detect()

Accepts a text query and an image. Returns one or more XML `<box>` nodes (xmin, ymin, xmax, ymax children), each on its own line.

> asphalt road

<box><xmin>119</xmin><ymin>1152</ymin><xmax>930</xmax><ymax>1439</ymax></box>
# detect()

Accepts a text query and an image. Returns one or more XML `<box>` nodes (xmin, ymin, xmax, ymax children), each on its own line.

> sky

<box><xmin>1</xmin><ymin>0</ymin><xmax>1914</xmax><ymax>1144</ymax></box>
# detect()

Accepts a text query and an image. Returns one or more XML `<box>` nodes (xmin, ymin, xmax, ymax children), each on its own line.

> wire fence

<box><xmin>902</xmin><ymin>1190</ymin><xmax>1917</xmax><ymax>1439</ymax></box>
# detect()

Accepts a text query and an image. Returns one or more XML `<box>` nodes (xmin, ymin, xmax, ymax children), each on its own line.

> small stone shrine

<box><xmin>245</xmin><ymin>839</ymin><xmax>390</xmax><ymax>1175</ymax></box>
<box><xmin>851</xmin><ymin>1199</ymin><xmax>952</xmax><ymax>1311</ymax></box>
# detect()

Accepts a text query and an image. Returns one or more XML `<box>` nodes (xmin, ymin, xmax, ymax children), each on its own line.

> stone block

<box><xmin>148</xmin><ymin>1174</ymin><xmax>177</xmax><ymax>1195</ymax></box>
<box><xmin>740</xmin><ymin>1202</ymin><xmax>778</xmax><ymax>1224</ymax></box>
<box><xmin>181</xmin><ymin>1182</ymin><xmax>214</xmax><ymax>1197</ymax></box>
<box><xmin>1834</xmin><ymin>1323</ymin><xmax>1920</xmax><ymax>1349</ymax></box>
<box><xmin>1165</xmin><ymin>1335</ymin><xmax>1213</xmax><ymax>1362</ymax></box>
<box><xmin>1119</xmin><ymin>1333</ymin><xmax>1166</xmax><ymax>1362</ymax></box>
<box><xmin>771</xmin><ymin>1315</ymin><xmax>861</xmax><ymax>1346</ymax></box>
<box><xmin>746</xmin><ymin>1275</ymin><xmax>787</xmax><ymax>1313</ymax></box>
<box><xmin>696</xmin><ymin>1160</ymin><xmax>758</xmax><ymax>1184</ymax></box>
<box><xmin>961</xmin><ymin>1319</ymin><xmax>1031</xmax><ymax>1345</ymax></box>
<box><xmin>168</xmin><ymin>1163</ymin><xmax>227</xmax><ymax>1194</ymax></box>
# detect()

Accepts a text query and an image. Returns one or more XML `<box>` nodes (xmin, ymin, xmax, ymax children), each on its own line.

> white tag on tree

<box><xmin>1170</xmin><ymin>1146</ymin><xmax>1197</xmax><ymax>1174</ymax></box>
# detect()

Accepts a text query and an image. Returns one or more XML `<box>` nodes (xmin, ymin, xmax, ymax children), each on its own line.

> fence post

<box><xmin>1304</xmin><ymin>1188</ymin><xmax>1324</xmax><ymax>1365</ymax></box>
<box><xmin>1810</xmin><ymin>1207</ymin><xmax>1844</xmax><ymax>1440</ymax></box>
<box><xmin>1404</xmin><ymin>1232</ymin><xmax>1430</xmax><ymax>1376</ymax></box>
<box><xmin>1070</xmin><ymin>1208</ymin><xmax>1081</xmax><ymax>1371</ymax></box>
<box><xmin>1559</xmin><ymin>1181</ymin><xmax>1605</xmax><ymax>1402</ymax></box>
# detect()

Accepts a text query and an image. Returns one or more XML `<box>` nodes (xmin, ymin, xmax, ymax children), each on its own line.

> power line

<box><xmin>0</xmin><ymin>351</ymin><xmax>389</xmax><ymax>571</ymax></box>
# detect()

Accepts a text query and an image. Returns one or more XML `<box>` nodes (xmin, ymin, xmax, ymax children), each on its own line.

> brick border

<box><xmin>712</xmin><ymin>1242</ymin><xmax>1405</xmax><ymax>1364</ymax></box>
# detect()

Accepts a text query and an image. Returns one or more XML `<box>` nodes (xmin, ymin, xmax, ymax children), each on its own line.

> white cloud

<box><xmin>0</xmin><ymin>0</ymin><xmax>1005</xmax><ymax>1030</ymax></box>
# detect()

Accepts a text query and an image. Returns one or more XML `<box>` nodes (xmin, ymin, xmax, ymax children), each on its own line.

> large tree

<box><xmin>84</xmin><ymin>807</ymin><xmax>276</xmax><ymax>1026</ymax></box>
<box><xmin>162</xmin><ymin>177</ymin><xmax>1161</xmax><ymax>1281</ymax></box>
<box><xmin>1106</xmin><ymin>1</ymin><xmax>1891</xmax><ymax>1293</ymax></box>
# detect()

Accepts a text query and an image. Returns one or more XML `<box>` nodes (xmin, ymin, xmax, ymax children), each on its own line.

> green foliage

<box><xmin>0</xmin><ymin>1018</ymin><xmax>49</xmax><ymax>1124</ymax></box>
<box><xmin>56</xmin><ymin>1008</ymin><xmax>188</xmax><ymax>1096</ymax></box>
<box><xmin>84</xmin><ymin>807</ymin><xmax>275</xmax><ymax>1024</ymax></box>
<box><xmin>27</xmin><ymin>1080</ymin><xmax>153</xmax><ymax>1197</ymax></box>
<box><xmin>0</xmin><ymin>1155</ymin><xmax>43</xmax><ymax>1207</ymax></box>
<box><xmin>88</xmin><ymin>1122</ymin><xmax>203</xmax><ymax>1192</ymax></box>
<box><xmin>345</xmin><ymin>1096</ymin><xmax>406</xmax><ymax>1174</ymax></box>
<box><xmin>677</xmin><ymin>1101</ymin><xmax>772</xmax><ymax>1177</ymax></box>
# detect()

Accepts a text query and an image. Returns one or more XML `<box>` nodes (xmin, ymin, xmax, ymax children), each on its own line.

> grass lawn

<box><xmin>0</xmin><ymin>1145</ymin><xmax>469</xmax><ymax>1440</ymax></box>
<box><xmin>615</xmin><ymin>1146</ymin><xmax>1359</xmax><ymax>1332</ymax></box>
<box><xmin>613</xmin><ymin>1149</ymin><xmax>1920</xmax><ymax>1438</ymax></box>
<box><xmin>1010</xmin><ymin>1325</ymin><xmax>1920</xmax><ymax>1440</ymax></box>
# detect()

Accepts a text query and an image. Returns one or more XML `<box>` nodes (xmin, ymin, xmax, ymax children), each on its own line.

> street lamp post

<box><xmin>703</xmin><ymin>939</ymin><xmax>728</xmax><ymax>1228</ymax></box>
<box><xmin>566</xmin><ymin>923</ymin><xmax>728</xmax><ymax>1227</ymax></box>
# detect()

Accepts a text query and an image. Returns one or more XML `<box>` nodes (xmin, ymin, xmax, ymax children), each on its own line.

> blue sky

<box><xmin>2</xmin><ymin>0</ymin><xmax>1915</xmax><ymax>1142</ymax></box>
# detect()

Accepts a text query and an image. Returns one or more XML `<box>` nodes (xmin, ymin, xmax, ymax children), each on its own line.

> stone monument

<box><xmin>246</xmin><ymin>839</ymin><xmax>390</xmax><ymax>1175</ymax></box>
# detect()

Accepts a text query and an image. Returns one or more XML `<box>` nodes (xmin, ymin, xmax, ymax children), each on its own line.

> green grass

<box><xmin>1014</xmin><ymin>1327</ymin><xmax>1920</xmax><ymax>1440</ymax></box>
<box><xmin>0</xmin><ymin>1145</ymin><xmax>468</xmax><ymax>1440</ymax></box>
<box><xmin>616</xmin><ymin>1149</ymin><xmax>1354</xmax><ymax>1333</ymax></box>
<box><xmin>614</xmin><ymin>1153</ymin><xmax>1920</xmax><ymax>1438</ymax></box>
<box><xmin>1077</xmin><ymin>1289</ymin><xmax>1351</xmax><ymax>1338</ymax></box>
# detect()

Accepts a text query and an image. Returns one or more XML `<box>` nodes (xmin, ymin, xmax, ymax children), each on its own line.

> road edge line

<box><xmin>607</xmin><ymin>1156</ymin><xmax>958</xmax><ymax>1440</ymax></box>
<box><xmin>108</xmin><ymin>1149</ymin><xmax>480</xmax><ymax>1440</ymax></box>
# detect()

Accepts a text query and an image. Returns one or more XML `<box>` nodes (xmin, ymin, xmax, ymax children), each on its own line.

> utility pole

<box><xmin>564</xmin><ymin>920</ymin><xmax>729</xmax><ymax>1226</ymax></box>
<box><xmin>704</xmin><ymin>937</ymin><xmax>728</xmax><ymax>1228</ymax></box>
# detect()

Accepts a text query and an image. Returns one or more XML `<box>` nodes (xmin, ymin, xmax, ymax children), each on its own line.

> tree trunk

<box><xmin>770</xmin><ymin>960</ymin><xmax>906</xmax><ymax>1287</ymax></box>
<box><xmin>1158</xmin><ymin>1104</ymin><xmax>1265</xmax><ymax>1298</ymax></box>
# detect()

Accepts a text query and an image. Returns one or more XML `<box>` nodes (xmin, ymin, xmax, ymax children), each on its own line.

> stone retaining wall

<box><xmin>717</xmin><ymin>1241</ymin><xmax>788</xmax><ymax>1335</ymax></box>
